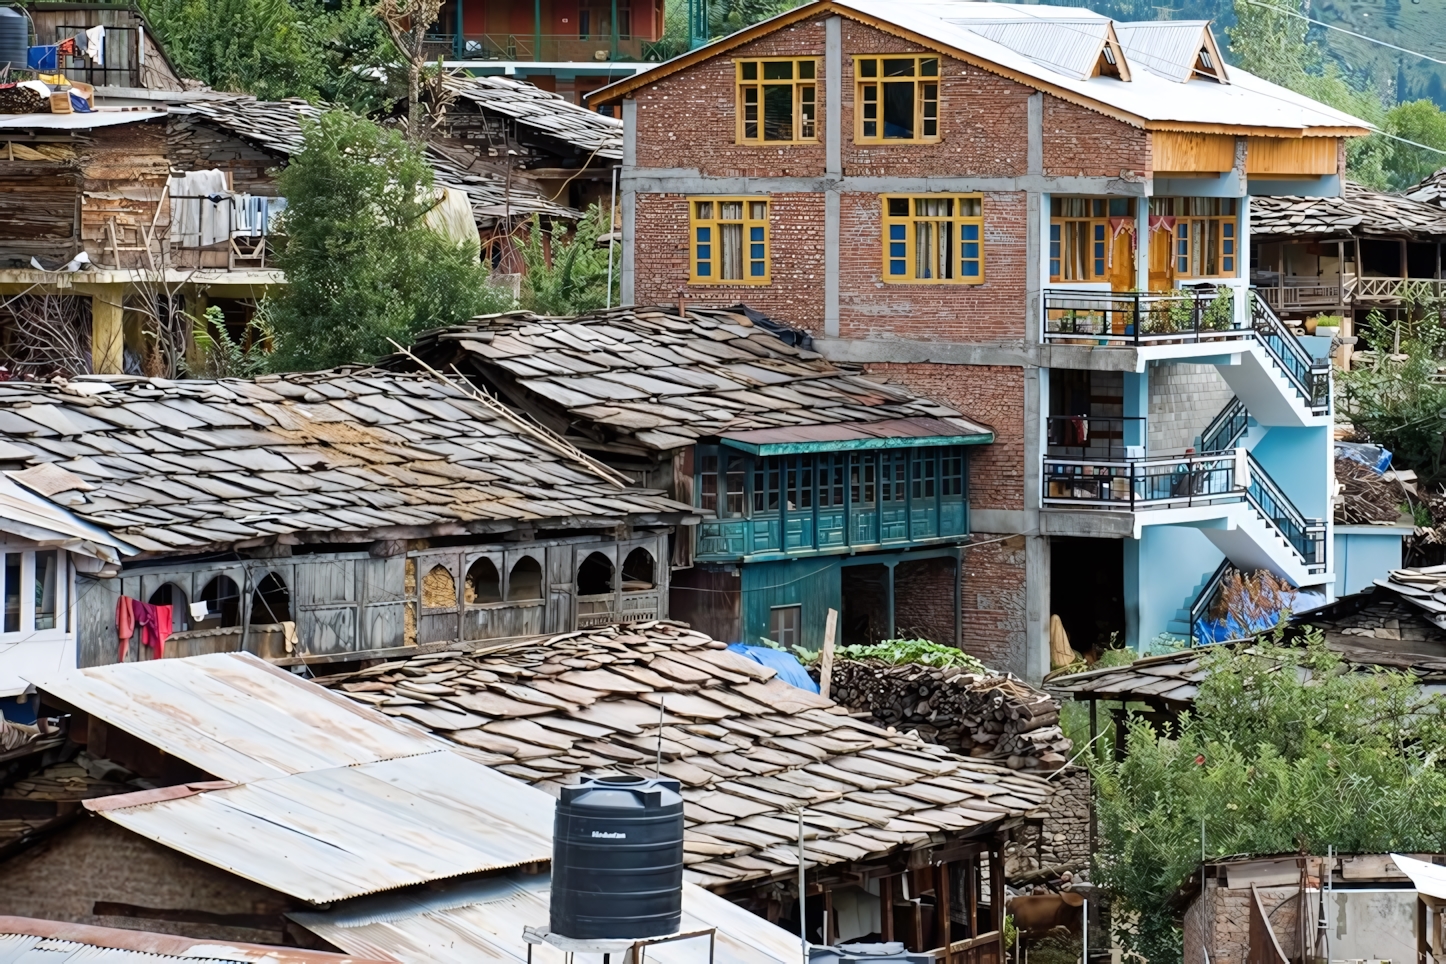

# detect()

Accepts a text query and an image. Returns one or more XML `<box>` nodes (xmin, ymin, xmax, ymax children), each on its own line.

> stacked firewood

<box><xmin>823</xmin><ymin>660</ymin><xmax>1071</xmax><ymax>771</ymax></box>
<box><xmin>1335</xmin><ymin>456</ymin><xmax>1412</xmax><ymax>525</ymax></box>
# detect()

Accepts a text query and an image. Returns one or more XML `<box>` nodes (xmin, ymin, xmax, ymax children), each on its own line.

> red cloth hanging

<box><xmin>1149</xmin><ymin>215</ymin><xmax>1177</xmax><ymax>234</ymax></box>
<box><xmin>115</xmin><ymin>595</ymin><xmax>135</xmax><ymax>662</ymax></box>
<box><xmin>150</xmin><ymin>605</ymin><xmax>172</xmax><ymax>659</ymax></box>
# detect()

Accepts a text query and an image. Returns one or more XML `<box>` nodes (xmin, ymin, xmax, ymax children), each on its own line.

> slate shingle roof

<box><xmin>319</xmin><ymin>621</ymin><xmax>1054</xmax><ymax>891</ymax></box>
<box><xmin>393</xmin><ymin>307</ymin><xmax>992</xmax><ymax>452</ymax></box>
<box><xmin>1250</xmin><ymin>180</ymin><xmax>1446</xmax><ymax>240</ymax></box>
<box><xmin>443</xmin><ymin>74</ymin><xmax>624</xmax><ymax>159</ymax></box>
<box><xmin>0</xmin><ymin>371</ymin><xmax>690</xmax><ymax>555</ymax></box>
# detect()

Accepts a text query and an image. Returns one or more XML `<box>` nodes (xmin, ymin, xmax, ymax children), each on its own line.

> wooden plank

<box><xmin>819</xmin><ymin>608</ymin><xmax>838</xmax><ymax>699</ymax></box>
<box><xmin>1153</xmin><ymin>131</ymin><xmax>1236</xmax><ymax>172</ymax></box>
<box><xmin>1246</xmin><ymin>136</ymin><xmax>1339</xmax><ymax>176</ymax></box>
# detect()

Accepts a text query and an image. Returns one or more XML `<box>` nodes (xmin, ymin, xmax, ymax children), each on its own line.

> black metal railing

<box><xmin>1245</xmin><ymin>451</ymin><xmax>1326</xmax><ymax>570</ymax></box>
<box><xmin>1189</xmin><ymin>558</ymin><xmax>1233</xmax><ymax>645</ymax></box>
<box><xmin>1199</xmin><ymin>397</ymin><xmax>1248</xmax><ymax>454</ymax></box>
<box><xmin>1045</xmin><ymin>415</ymin><xmax>1146</xmax><ymax>460</ymax></box>
<box><xmin>1042</xmin><ymin>287</ymin><xmax>1244</xmax><ymax>345</ymax></box>
<box><xmin>1248</xmin><ymin>293</ymin><xmax>1331</xmax><ymax>413</ymax></box>
<box><xmin>1042</xmin><ymin>453</ymin><xmax>1241</xmax><ymax>509</ymax></box>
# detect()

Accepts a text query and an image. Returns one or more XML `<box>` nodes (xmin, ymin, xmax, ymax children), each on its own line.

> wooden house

<box><xmin>392</xmin><ymin>305</ymin><xmax>996</xmax><ymax>651</ymax></box>
<box><xmin>0</xmin><ymin>369</ymin><xmax>693</xmax><ymax>699</ymax></box>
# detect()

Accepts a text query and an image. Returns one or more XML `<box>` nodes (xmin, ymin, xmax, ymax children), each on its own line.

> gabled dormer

<box><xmin>1114</xmin><ymin>20</ymin><xmax>1230</xmax><ymax>83</ymax></box>
<box><xmin>948</xmin><ymin>15</ymin><xmax>1132</xmax><ymax>82</ymax></box>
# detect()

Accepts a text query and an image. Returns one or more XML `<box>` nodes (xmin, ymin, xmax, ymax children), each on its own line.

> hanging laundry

<box><xmin>188</xmin><ymin>600</ymin><xmax>209</xmax><ymax>624</ymax></box>
<box><xmin>56</xmin><ymin>37</ymin><xmax>77</xmax><ymax>58</ymax></box>
<box><xmin>115</xmin><ymin>595</ymin><xmax>135</xmax><ymax>661</ymax></box>
<box><xmin>147</xmin><ymin>604</ymin><xmax>172</xmax><ymax>659</ymax></box>
<box><xmin>168</xmin><ymin>170</ymin><xmax>231</xmax><ymax>247</ymax></box>
<box><xmin>83</xmin><ymin>25</ymin><xmax>104</xmax><ymax>65</ymax></box>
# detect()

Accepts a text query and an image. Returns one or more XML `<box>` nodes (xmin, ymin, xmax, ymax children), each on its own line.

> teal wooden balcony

<box><xmin>692</xmin><ymin>445</ymin><xmax>972</xmax><ymax>562</ymax></box>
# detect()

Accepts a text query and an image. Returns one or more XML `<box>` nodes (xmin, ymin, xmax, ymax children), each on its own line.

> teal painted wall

<box><xmin>1333</xmin><ymin>529</ymin><xmax>1406</xmax><ymax>597</ymax></box>
<box><xmin>740</xmin><ymin>557</ymin><xmax>841</xmax><ymax>649</ymax></box>
<box><xmin>1124</xmin><ymin>526</ymin><xmax>1225</xmax><ymax>649</ymax></box>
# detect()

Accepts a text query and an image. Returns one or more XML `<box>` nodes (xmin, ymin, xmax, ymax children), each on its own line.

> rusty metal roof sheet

<box><xmin>443</xmin><ymin>75</ymin><xmax>623</xmax><ymax>159</ymax></box>
<box><xmin>0</xmin><ymin>916</ymin><xmax>388</xmax><ymax>964</ymax></box>
<box><xmin>1251</xmin><ymin>180</ymin><xmax>1446</xmax><ymax>239</ymax></box>
<box><xmin>86</xmin><ymin>751</ymin><xmax>555</xmax><ymax>904</ymax></box>
<box><xmin>30</xmin><ymin>652</ymin><xmax>442</xmax><ymax>783</ymax></box>
<box><xmin>315</xmin><ymin>622</ymin><xmax>1054</xmax><ymax>892</ymax></box>
<box><xmin>393</xmin><ymin>307</ymin><xmax>989</xmax><ymax>453</ymax></box>
<box><xmin>0</xmin><ymin>370</ymin><xmax>691</xmax><ymax>555</ymax></box>
<box><xmin>291</xmin><ymin>869</ymin><xmax>800</xmax><ymax>964</ymax></box>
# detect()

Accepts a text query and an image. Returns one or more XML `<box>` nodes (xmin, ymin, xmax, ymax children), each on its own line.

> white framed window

<box><xmin>769</xmin><ymin>604</ymin><xmax>801</xmax><ymax>647</ymax></box>
<box><xmin>0</xmin><ymin>548</ymin><xmax>70</xmax><ymax>638</ymax></box>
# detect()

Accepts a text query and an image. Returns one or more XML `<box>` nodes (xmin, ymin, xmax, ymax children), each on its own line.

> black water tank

<box><xmin>550</xmin><ymin>775</ymin><xmax>684</xmax><ymax>940</ymax></box>
<box><xmin>0</xmin><ymin>9</ymin><xmax>27</xmax><ymax>72</ymax></box>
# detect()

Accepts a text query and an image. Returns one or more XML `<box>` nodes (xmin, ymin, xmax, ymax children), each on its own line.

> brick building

<box><xmin>593</xmin><ymin>0</ymin><xmax>1369</xmax><ymax>676</ymax></box>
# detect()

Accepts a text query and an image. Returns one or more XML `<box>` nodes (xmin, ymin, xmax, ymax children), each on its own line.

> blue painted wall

<box><xmin>1247</xmin><ymin>424</ymin><xmax>1330</xmax><ymax>518</ymax></box>
<box><xmin>740</xmin><ymin>557</ymin><xmax>841</xmax><ymax>649</ymax></box>
<box><xmin>1333</xmin><ymin>528</ymin><xmax>1407</xmax><ymax>597</ymax></box>
<box><xmin>1124</xmin><ymin>525</ymin><xmax>1226</xmax><ymax>649</ymax></box>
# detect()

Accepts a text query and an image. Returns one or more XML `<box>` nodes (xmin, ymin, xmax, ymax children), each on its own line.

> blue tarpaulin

<box><xmin>726</xmin><ymin>643</ymin><xmax>820</xmax><ymax>693</ymax></box>
<box><xmin>1194</xmin><ymin>590</ymin><xmax>1328</xmax><ymax>644</ymax></box>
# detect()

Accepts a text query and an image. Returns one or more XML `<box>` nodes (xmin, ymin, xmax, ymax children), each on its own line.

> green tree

<box><xmin>139</xmin><ymin>0</ymin><xmax>396</xmax><ymax>112</ymax></box>
<box><xmin>268</xmin><ymin>110</ymin><xmax>511</xmax><ymax>370</ymax></box>
<box><xmin>1090</xmin><ymin>631</ymin><xmax>1446</xmax><ymax>964</ymax></box>
<box><xmin>518</xmin><ymin>205</ymin><xmax>619</xmax><ymax>315</ymax></box>
<box><xmin>1384</xmin><ymin>99</ymin><xmax>1446</xmax><ymax>189</ymax></box>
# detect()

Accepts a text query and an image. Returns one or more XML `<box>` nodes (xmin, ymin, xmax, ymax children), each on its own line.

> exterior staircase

<box><xmin>1214</xmin><ymin>295</ymin><xmax>1330</xmax><ymax>428</ymax></box>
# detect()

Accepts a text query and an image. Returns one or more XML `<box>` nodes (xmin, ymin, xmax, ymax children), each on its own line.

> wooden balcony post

<box><xmin>881</xmin><ymin>874</ymin><xmax>895</xmax><ymax>942</ymax></box>
<box><xmin>936</xmin><ymin>861</ymin><xmax>952</xmax><ymax>957</ymax></box>
<box><xmin>990</xmin><ymin>847</ymin><xmax>1006</xmax><ymax>933</ymax></box>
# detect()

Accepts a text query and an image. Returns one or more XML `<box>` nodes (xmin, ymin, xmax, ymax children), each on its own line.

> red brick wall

<box><xmin>862</xmin><ymin>363</ymin><xmax>1025</xmax><ymax>512</ymax></box>
<box><xmin>634</xmin><ymin>192</ymin><xmax>827</xmax><ymax>326</ymax></box>
<box><xmin>837</xmin><ymin>22</ymin><xmax>1031</xmax><ymax>178</ymax></box>
<box><xmin>959</xmin><ymin>534</ymin><xmax>1027</xmax><ymax>672</ymax></box>
<box><xmin>894</xmin><ymin>555</ymin><xmax>958</xmax><ymax>646</ymax></box>
<box><xmin>1042</xmin><ymin>94</ymin><xmax>1150</xmax><ymax>178</ymax></box>
<box><xmin>632</xmin><ymin>17</ymin><xmax>830</xmax><ymax>176</ymax></box>
<box><xmin>837</xmin><ymin>191</ymin><xmax>1027</xmax><ymax>343</ymax></box>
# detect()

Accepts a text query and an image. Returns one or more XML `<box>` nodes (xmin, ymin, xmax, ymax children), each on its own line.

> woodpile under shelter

<box><xmin>0</xmin><ymin>369</ymin><xmax>693</xmax><ymax>691</ymax></box>
<box><xmin>0</xmin><ymin>651</ymin><xmax>796</xmax><ymax>964</ymax></box>
<box><xmin>392</xmin><ymin>306</ymin><xmax>995</xmax><ymax>651</ymax></box>
<box><xmin>319</xmin><ymin>620</ymin><xmax>1053</xmax><ymax>960</ymax></box>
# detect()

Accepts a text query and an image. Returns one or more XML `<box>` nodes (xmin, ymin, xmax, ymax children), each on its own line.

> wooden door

<box><xmin>1149</xmin><ymin>225</ymin><xmax>1176</xmax><ymax>290</ymax></box>
<box><xmin>1109</xmin><ymin>228</ymin><xmax>1136</xmax><ymax>291</ymax></box>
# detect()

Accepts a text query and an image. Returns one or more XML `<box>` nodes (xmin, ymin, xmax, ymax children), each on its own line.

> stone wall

<box><xmin>1147</xmin><ymin>362</ymin><xmax>1234</xmax><ymax>455</ymax></box>
<box><xmin>1005</xmin><ymin>766</ymin><xmax>1091</xmax><ymax>882</ymax></box>
<box><xmin>1184</xmin><ymin>880</ymin><xmax>1302</xmax><ymax>964</ymax></box>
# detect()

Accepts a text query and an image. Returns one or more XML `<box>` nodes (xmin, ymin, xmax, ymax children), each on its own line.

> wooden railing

<box><xmin>1346</xmin><ymin>276</ymin><xmax>1446</xmax><ymax>303</ymax></box>
<box><xmin>1255</xmin><ymin>284</ymin><xmax>1342</xmax><ymax>310</ymax></box>
<box><xmin>933</xmin><ymin>929</ymin><xmax>1002</xmax><ymax>964</ymax></box>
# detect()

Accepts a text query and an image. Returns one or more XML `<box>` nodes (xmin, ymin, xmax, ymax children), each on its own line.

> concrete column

<box><xmin>86</xmin><ymin>284</ymin><xmax>124</xmax><ymax>375</ymax></box>
<box><xmin>1026</xmin><ymin>92</ymin><xmax>1042</xmax><ymax>176</ymax></box>
<box><xmin>1135</xmin><ymin>197</ymin><xmax>1150</xmax><ymax>291</ymax></box>
<box><xmin>621</xmin><ymin>99</ymin><xmax>637</xmax><ymax>306</ymax></box>
<box><xmin>825</xmin><ymin>16</ymin><xmax>841</xmax><ymax>337</ymax></box>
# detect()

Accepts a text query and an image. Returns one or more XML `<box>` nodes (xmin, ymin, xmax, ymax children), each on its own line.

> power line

<box><xmin>1236</xmin><ymin>0</ymin><xmax>1446</xmax><ymax>68</ymax></box>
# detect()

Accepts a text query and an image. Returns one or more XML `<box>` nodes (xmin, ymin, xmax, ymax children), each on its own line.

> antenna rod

<box><xmin>798</xmin><ymin>807</ymin><xmax>808</xmax><ymax>964</ymax></box>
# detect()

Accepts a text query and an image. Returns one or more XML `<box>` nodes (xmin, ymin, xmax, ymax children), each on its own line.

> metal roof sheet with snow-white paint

<box><xmin>955</xmin><ymin>18</ymin><xmax>1112</xmax><ymax>81</ymax></box>
<box><xmin>89</xmin><ymin>751</ymin><xmax>556</xmax><ymax>904</ymax></box>
<box><xmin>0</xmin><ymin>916</ymin><xmax>388</xmax><ymax>964</ymax></box>
<box><xmin>30</xmin><ymin>652</ymin><xmax>442</xmax><ymax>784</ymax></box>
<box><xmin>290</xmin><ymin>870</ymin><xmax>802</xmax><ymax>964</ymax></box>
<box><xmin>1114</xmin><ymin>21</ymin><xmax>1220</xmax><ymax>83</ymax></box>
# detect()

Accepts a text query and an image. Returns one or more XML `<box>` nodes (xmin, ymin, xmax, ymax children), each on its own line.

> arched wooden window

<box><xmin>578</xmin><ymin>552</ymin><xmax>615</xmax><ymax>596</ymax></box>
<box><xmin>508</xmin><ymin>556</ymin><xmax>543</xmax><ymax>601</ymax></box>
<box><xmin>197</xmin><ymin>575</ymin><xmax>241</xmax><ymax>629</ymax></box>
<box><xmin>466</xmin><ymin>558</ymin><xmax>502</xmax><ymax>604</ymax></box>
<box><xmin>251</xmin><ymin>573</ymin><xmax>291</xmax><ymax>624</ymax></box>
<box><xmin>149</xmin><ymin>583</ymin><xmax>189</xmax><ymax>631</ymax></box>
<box><xmin>622</xmin><ymin>548</ymin><xmax>655</xmax><ymax>590</ymax></box>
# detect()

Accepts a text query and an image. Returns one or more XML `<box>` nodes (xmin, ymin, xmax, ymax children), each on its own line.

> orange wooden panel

<box><xmin>1154</xmin><ymin>132</ymin><xmax>1236</xmax><ymax>173</ymax></box>
<box><xmin>1246</xmin><ymin>136</ymin><xmax>1339</xmax><ymax>176</ymax></box>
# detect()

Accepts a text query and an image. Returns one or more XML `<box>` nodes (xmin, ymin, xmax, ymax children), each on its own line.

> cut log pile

<box><xmin>1335</xmin><ymin>456</ymin><xmax>1412</xmax><ymax>525</ymax></box>
<box><xmin>822</xmin><ymin>660</ymin><xmax>1071</xmax><ymax>771</ymax></box>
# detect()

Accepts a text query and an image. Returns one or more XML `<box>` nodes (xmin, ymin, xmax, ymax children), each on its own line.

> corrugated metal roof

<box><xmin>960</xmin><ymin>19</ymin><xmax>1109</xmax><ymax>81</ymax></box>
<box><xmin>0</xmin><ymin>110</ymin><xmax>166</xmax><ymax>130</ymax></box>
<box><xmin>291</xmin><ymin>870</ymin><xmax>801</xmax><ymax>964</ymax></box>
<box><xmin>720</xmin><ymin>415</ymin><xmax>995</xmax><ymax>453</ymax></box>
<box><xmin>1115</xmin><ymin>21</ymin><xmax>1215</xmax><ymax>83</ymax></box>
<box><xmin>0</xmin><ymin>915</ymin><xmax>389</xmax><ymax>963</ymax></box>
<box><xmin>90</xmin><ymin>751</ymin><xmax>556</xmax><ymax>904</ymax></box>
<box><xmin>30</xmin><ymin>652</ymin><xmax>443</xmax><ymax>784</ymax></box>
<box><xmin>0</xmin><ymin>474</ymin><xmax>132</xmax><ymax>562</ymax></box>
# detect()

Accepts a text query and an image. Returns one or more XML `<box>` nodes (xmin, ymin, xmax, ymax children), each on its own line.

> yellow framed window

<box><xmin>1151</xmin><ymin>197</ymin><xmax>1238</xmax><ymax>277</ymax></box>
<box><xmin>737</xmin><ymin>58</ymin><xmax>818</xmax><ymax>143</ymax></box>
<box><xmin>691</xmin><ymin>198</ymin><xmax>770</xmax><ymax>284</ymax></box>
<box><xmin>882</xmin><ymin>195</ymin><xmax>983</xmax><ymax>284</ymax></box>
<box><xmin>856</xmin><ymin>55</ymin><xmax>939</xmax><ymax>142</ymax></box>
<box><xmin>1049</xmin><ymin>197</ymin><xmax>1134</xmax><ymax>282</ymax></box>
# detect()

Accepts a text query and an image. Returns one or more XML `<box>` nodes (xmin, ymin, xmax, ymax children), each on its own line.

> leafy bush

<box><xmin>834</xmin><ymin>638</ymin><xmax>989</xmax><ymax>671</ymax></box>
<box><xmin>519</xmin><ymin>205</ymin><xmax>619</xmax><ymax>315</ymax></box>
<box><xmin>182</xmin><ymin>305</ymin><xmax>273</xmax><ymax>378</ymax></box>
<box><xmin>267</xmin><ymin>111</ymin><xmax>512</xmax><ymax>370</ymax></box>
<box><xmin>1090</xmin><ymin>629</ymin><xmax>1446</xmax><ymax>964</ymax></box>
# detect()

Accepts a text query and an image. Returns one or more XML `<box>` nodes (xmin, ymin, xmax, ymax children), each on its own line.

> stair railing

<box><xmin>1189</xmin><ymin>558</ymin><xmax>1233</xmax><ymax>646</ymax></box>
<box><xmin>1248</xmin><ymin>291</ymin><xmax>1331</xmax><ymax>413</ymax></box>
<box><xmin>1244</xmin><ymin>452</ymin><xmax>1326</xmax><ymax>571</ymax></box>
<box><xmin>1199</xmin><ymin>396</ymin><xmax>1248</xmax><ymax>454</ymax></box>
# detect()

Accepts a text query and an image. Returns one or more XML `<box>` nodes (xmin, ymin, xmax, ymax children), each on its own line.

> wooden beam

<box><xmin>990</xmin><ymin>847</ymin><xmax>1007</xmax><ymax>933</ymax></box>
<box><xmin>881</xmin><ymin>874</ymin><xmax>895</xmax><ymax>943</ymax></box>
<box><xmin>936</xmin><ymin>861</ymin><xmax>953</xmax><ymax>963</ymax></box>
<box><xmin>966</xmin><ymin>855</ymin><xmax>980</xmax><ymax>938</ymax></box>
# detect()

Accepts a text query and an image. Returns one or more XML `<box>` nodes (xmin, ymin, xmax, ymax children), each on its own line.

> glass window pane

<box><xmin>920</xmin><ymin>58</ymin><xmax>938</xmax><ymax>76</ymax></box>
<box><xmin>763</xmin><ymin>61</ymin><xmax>792</xmax><ymax>80</ymax></box>
<box><xmin>34</xmin><ymin>550</ymin><xmax>56</xmax><ymax>631</ymax></box>
<box><xmin>887</xmin><ymin>197</ymin><xmax>908</xmax><ymax>217</ymax></box>
<box><xmin>882</xmin><ymin>82</ymin><xmax>915</xmax><ymax>138</ymax></box>
<box><xmin>695</xmin><ymin>202</ymin><xmax>713</xmax><ymax>219</ymax></box>
<box><xmin>799</xmin><ymin>60</ymin><xmax>815</xmax><ymax>79</ymax></box>
<box><xmin>749</xmin><ymin>200</ymin><xmax>767</xmax><ymax>220</ymax></box>
<box><xmin>726</xmin><ymin>455</ymin><xmax>745</xmax><ymax>515</ymax></box>
<box><xmin>3</xmin><ymin>553</ymin><xmax>18</xmax><ymax>633</ymax></box>
<box><xmin>762</xmin><ymin>84</ymin><xmax>793</xmax><ymax>140</ymax></box>
<box><xmin>741</xmin><ymin>62</ymin><xmax>757</xmax><ymax>80</ymax></box>
<box><xmin>720</xmin><ymin>223</ymin><xmax>743</xmax><ymax>280</ymax></box>
<box><xmin>720</xmin><ymin>201</ymin><xmax>742</xmax><ymax>220</ymax></box>
<box><xmin>883</xmin><ymin>58</ymin><xmax>915</xmax><ymax>76</ymax></box>
<box><xmin>859</xmin><ymin>58</ymin><xmax>877</xmax><ymax>77</ymax></box>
